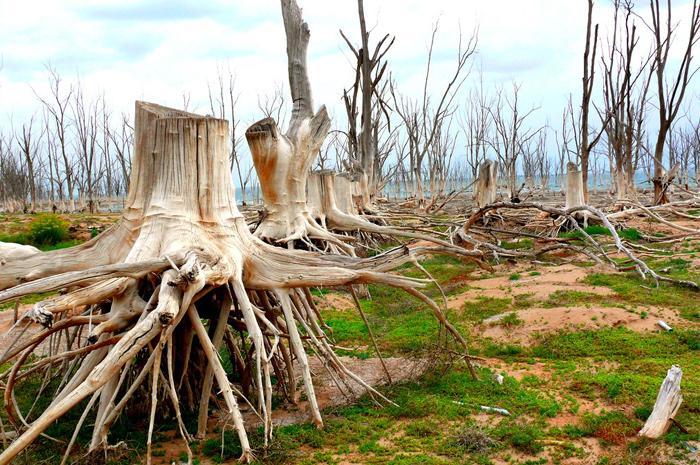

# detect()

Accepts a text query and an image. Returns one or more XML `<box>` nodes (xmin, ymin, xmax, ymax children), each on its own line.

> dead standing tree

<box><xmin>391</xmin><ymin>23</ymin><xmax>476</xmax><ymax>207</ymax></box>
<box><xmin>601</xmin><ymin>0</ymin><xmax>653</xmax><ymax>201</ymax></box>
<box><xmin>487</xmin><ymin>82</ymin><xmax>541</xmax><ymax>201</ymax></box>
<box><xmin>36</xmin><ymin>67</ymin><xmax>76</xmax><ymax>212</ymax></box>
<box><xmin>246</xmin><ymin>0</ymin><xmax>353</xmax><ymax>251</ymax></box>
<box><xmin>72</xmin><ymin>85</ymin><xmax>100</xmax><ymax>213</ymax></box>
<box><xmin>17</xmin><ymin>116</ymin><xmax>42</xmax><ymax>213</ymax></box>
<box><xmin>340</xmin><ymin>0</ymin><xmax>395</xmax><ymax>205</ymax></box>
<box><xmin>579</xmin><ymin>0</ymin><xmax>606</xmax><ymax>202</ymax></box>
<box><xmin>649</xmin><ymin>0</ymin><xmax>700</xmax><ymax>204</ymax></box>
<box><xmin>208</xmin><ymin>67</ymin><xmax>253</xmax><ymax>205</ymax></box>
<box><xmin>459</xmin><ymin>77</ymin><xmax>492</xmax><ymax>183</ymax></box>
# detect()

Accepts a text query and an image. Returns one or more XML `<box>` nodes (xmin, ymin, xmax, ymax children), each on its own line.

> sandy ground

<box><xmin>480</xmin><ymin>304</ymin><xmax>687</xmax><ymax>345</ymax></box>
<box><xmin>446</xmin><ymin>263</ymin><xmax>614</xmax><ymax>309</ymax></box>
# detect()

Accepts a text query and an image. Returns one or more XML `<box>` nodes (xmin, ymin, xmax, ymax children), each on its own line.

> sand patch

<box><xmin>480</xmin><ymin>305</ymin><xmax>686</xmax><ymax>345</ymax></box>
<box><xmin>314</xmin><ymin>292</ymin><xmax>355</xmax><ymax>312</ymax></box>
<box><xmin>447</xmin><ymin>264</ymin><xmax>613</xmax><ymax>311</ymax></box>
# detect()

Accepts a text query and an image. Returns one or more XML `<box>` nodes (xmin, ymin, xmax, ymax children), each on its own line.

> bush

<box><xmin>29</xmin><ymin>214</ymin><xmax>69</xmax><ymax>245</ymax></box>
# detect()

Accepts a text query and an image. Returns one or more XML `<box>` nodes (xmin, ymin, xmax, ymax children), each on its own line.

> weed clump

<box><xmin>28</xmin><ymin>214</ymin><xmax>69</xmax><ymax>245</ymax></box>
<box><xmin>449</xmin><ymin>426</ymin><xmax>497</xmax><ymax>453</ymax></box>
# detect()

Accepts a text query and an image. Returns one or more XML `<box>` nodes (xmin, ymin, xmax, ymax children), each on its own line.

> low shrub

<box><xmin>28</xmin><ymin>214</ymin><xmax>69</xmax><ymax>245</ymax></box>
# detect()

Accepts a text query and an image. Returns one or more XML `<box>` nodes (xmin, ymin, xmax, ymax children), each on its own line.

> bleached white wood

<box><xmin>638</xmin><ymin>365</ymin><xmax>683</xmax><ymax>439</ymax></box>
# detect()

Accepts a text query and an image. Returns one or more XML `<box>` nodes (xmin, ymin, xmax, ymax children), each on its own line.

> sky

<box><xmin>0</xmin><ymin>0</ymin><xmax>698</xmax><ymax>168</ymax></box>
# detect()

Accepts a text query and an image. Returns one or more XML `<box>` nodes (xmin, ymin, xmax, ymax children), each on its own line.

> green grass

<box><xmin>460</xmin><ymin>296</ymin><xmax>511</xmax><ymax>322</ymax></box>
<box><xmin>585</xmin><ymin>272</ymin><xmax>700</xmax><ymax>320</ymax></box>
<box><xmin>0</xmin><ymin>291</ymin><xmax>55</xmax><ymax>310</ymax></box>
<box><xmin>559</xmin><ymin>225</ymin><xmax>643</xmax><ymax>243</ymax></box>
<box><xmin>501</xmin><ymin>238</ymin><xmax>534</xmax><ymax>250</ymax></box>
<box><xmin>542</xmin><ymin>290</ymin><xmax>613</xmax><ymax>308</ymax></box>
<box><xmin>500</xmin><ymin>312</ymin><xmax>523</xmax><ymax>328</ymax></box>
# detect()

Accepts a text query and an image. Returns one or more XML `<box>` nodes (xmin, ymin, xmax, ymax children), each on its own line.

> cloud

<box><xmin>1</xmin><ymin>0</ymin><xmax>699</xmax><ymax>143</ymax></box>
<box><xmin>75</xmin><ymin>0</ymin><xmax>234</xmax><ymax>22</ymax></box>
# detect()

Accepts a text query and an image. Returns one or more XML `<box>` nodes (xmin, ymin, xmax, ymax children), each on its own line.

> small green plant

<box><xmin>509</xmin><ymin>273</ymin><xmax>521</xmax><ymax>281</ymax></box>
<box><xmin>494</xmin><ymin>423</ymin><xmax>543</xmax><ymax>454</ymax></box>
<box><xmin>580</xmin><ymin>411</ymin><xmax>638</xmax><ymax>445</ymax></box>
<box><xmin>560</xmin><ymin>224</ymin><xmax>611</xmax><ymax>240</ymax></box>
<box><xmin>501</xmin><ymin>312</ymin><xmax>523</xmax><ymax>328</ymax></box>
<box><xmin>501</xmin><ymin>239</ymin><xmax>534</xmax><ymax>250</ymax></box>
<box><xmin>618</xmin><ymin>228</ymin><xmax>642</xmax><ymax>241</ymax></box>
<box><xmin>28</xmin><ymin>214</ymin><xmax>69</xmax><ymax>245</ymax></box>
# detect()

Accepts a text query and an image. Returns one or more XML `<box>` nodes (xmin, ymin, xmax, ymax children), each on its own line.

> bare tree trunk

<box><xmin>579</xmin><ymin>0</ymin><xmax>602</xmax><ymax>202</ymax></box>
<box><xmin>650</xmin><ymin>0</ymin><xmax>700</xmax><ymax>204</ymax></box>
<box><xmin>18</xmin><ymin>117</ymin><xmax>40</xmax><ymax>213</ymax></box>
<box><xmin>565</xmin><ymin>162</ymin><xmax>585</xmax><ymax>210</ymax></box>
<box><xmin>247</xmin><ymin>0</ymin><xmax>352</xmax><ymax>250</ymax></box>
<box><xmin>475</xmin><ymin>160</ymin><xmax>498</xmax><ymax>208</ymax></box>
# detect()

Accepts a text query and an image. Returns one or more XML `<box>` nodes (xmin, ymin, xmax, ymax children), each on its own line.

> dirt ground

<box><xmin>2</xmin><ymin>200</ymin><xmax>699</xmax><ymax>465</ymax></box>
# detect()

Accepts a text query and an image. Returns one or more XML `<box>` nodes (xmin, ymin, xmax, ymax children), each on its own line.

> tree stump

<box><xmin>475</xmin><ymin>160</ymin><xmax>498</xmax><ymax>208</ymax></box>
<box><xmin>0</xmin><ymin>101</ymin><xmax>443</xmax><ymax>464</ymax></box>
<box><xmin>565</xmin><ymin>162</ymin><xmax>585</xmax><ymax>210</ymax></box>
<box><xmin>638</xmin><ymin>365</ymin><xmax>683</xmax><ymax>439</ymax></box>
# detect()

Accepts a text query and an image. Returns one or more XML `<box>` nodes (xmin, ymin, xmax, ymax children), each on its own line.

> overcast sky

<box><xmin>1</xmin><ymin>0</ymin><xmax>698</xmax><ymax>148</ymax></box>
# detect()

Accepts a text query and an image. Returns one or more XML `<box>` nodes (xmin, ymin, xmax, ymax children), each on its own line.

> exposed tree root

<box><xmin>0</xmin><ymin>102</ymin><xmax>474</xmax><ymax>464</ymax></box>
<box><xmin>456</xmin><ymin>201</ymin><xmax>700</xmax><ymax>289</ymax></box>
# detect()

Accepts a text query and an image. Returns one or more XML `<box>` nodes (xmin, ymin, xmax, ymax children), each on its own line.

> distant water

<box><xmin>377</xmin><ymin>169</ymin><xmax>694</xmax><ymax>199</ymax></box>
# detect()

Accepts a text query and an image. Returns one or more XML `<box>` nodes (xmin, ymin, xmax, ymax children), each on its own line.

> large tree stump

<box><xmin>0</xmin><ymin>101</ymin><xmax>444</xmax><ymax>464</ymax></box>
<box><xmin>334</xmin><ymin>172</ymin><xmax>358</xmax><ymax>215</ymax></box>
<box><xmin>246</xmin><ymin>0</ymin><xmax>352</xmax><ymax>253</ymax></box>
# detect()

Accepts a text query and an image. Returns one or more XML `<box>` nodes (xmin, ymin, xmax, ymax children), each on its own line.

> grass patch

<box><xmin>585</xmin><ymin>272</ymin><xmax>700</xmax><ymax>320</ymax></box>
<box><xmin>542</xmin><ymin>290</ymin><xmax>611</xmax><ymax>308</ymax></box>
<box><xmin>461</xmin><ymin>297</ymin><xmax>511</xmax><ymax>322</ymax></box>
<box><xmin>501</xmin><ymin>238</ymin><xmax>534</xmax><ymax>250</ymax></box>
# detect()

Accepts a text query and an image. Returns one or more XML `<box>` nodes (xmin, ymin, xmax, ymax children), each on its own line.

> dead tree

<box><xmin>487</xmin><ymin>82</ymin><xmax>540</xmax><ymax>200</ymax></box>
<box><xmin>72</xmin><ymin>85</ymin><xmax>100</xmax><ymax>213</ymax></box>
<box><xmin>17</xmin><ymin>116</ymin><xmax>42</xmax><ymax>213</ymax></box>
<box><xmin>579</xmin><ymin>0</ymin><xmax>607</xmax><ymax>201</ymax></box>
<box><xmin>0</xmin><ymin>134</ymin><xmax>29</xmax><ymax>211</ymax></box>
<box><xmin>36</xmin><ymin>67</ymin><xmax>76</xmax><ymax>211</ymax></box>
<box><xmin>208</xmin><ymin>67</ymin><xmax>252</xmax><ymax>204</ymax></box>
<box><xmin>649</xmin><ymin>0</ymin><xmax>700</xmax><ymax>204</ymax></box>
<box><xmin>601</xmin><ymin>0</ymin><xmax>653</xmax><ymax>201</ymax></box>
<box><xmin>459</xmin><ymin>79</ymin><xmax>492</xmax><ymax>182</ymax></box>
<box><xmin>534</xmin><ymin>130</ymin><xmax>551</xmax><ymax>190</ymax></box>
<box><xmin>340</xmin><ymin>0</ymin><xmax>395</xmax><ymax>202</ymax></box>
<box><xmin>246</xmin><ymin>0</ymin><xmax>352</xmax><ymax>250</ymax></box>
<box><xmin>556</xmin><ymin>102</ymin><xmax>578</xmax><ymax>192</ymax></box>
<box><xmin>474</xmin><ymin>160</ymin><xmax>498</xmax><ymax>208</ymax></box>
<box><xmin>106</xmin><ymin>112</ymin><xmax>133</xmax><ymax>198</ymax></box>
<box><xmin>391</xmin><ymin>24</ymin><xmax>476</xmax><ymax>206</ymax></box>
